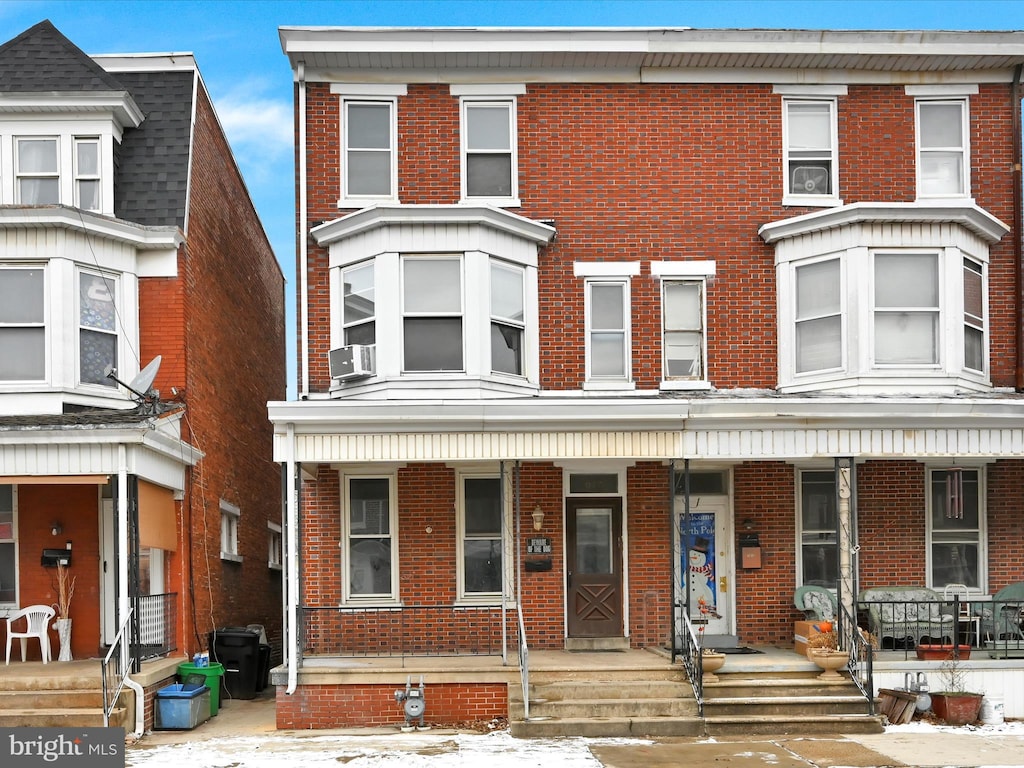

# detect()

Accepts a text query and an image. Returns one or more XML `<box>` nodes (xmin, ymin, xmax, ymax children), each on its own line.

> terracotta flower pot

<box><xmin>931</xmin><ymin>692</ymin><xmax>983</xmax><ymax>725</ymax></box>
<box><xmin>916</xmin><ymin>644</ymin><xmax>971</xmax><ymax>661</ymax></box>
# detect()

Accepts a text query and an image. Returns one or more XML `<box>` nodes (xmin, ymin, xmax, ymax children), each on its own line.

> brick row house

<box><xmin>269</xmin><ymin>26</ymin><xmax>1024</xmax><ymax>728</ymax></box>
<box><xmin>0</xmin><ymin>21</ymin><xmax>285</xmax><ymax>730</ymax></box>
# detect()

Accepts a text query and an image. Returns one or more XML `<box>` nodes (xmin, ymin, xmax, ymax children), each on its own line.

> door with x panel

<box><xmin>566</xmin><ymin>498</ymin><xmax>623</xmax><ymax>637</ymax></box>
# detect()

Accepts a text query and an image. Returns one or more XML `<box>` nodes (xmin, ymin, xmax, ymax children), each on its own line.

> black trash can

<box><xmin>209</xmin><ymin>627</ymin><xmax>260</xmax><ymax>700</ymax></box>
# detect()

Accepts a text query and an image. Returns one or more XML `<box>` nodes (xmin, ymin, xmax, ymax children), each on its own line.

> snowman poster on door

<box><xmin>681</xmin><ymin>512</ymin><xmax>717</xmax><ymax>617</ymax></box>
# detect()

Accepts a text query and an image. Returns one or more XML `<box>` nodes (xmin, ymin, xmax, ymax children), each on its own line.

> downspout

<box><xmin>285</xmin><ymin>423</ymin><xmax>300</xmax><ymax>695</ymax></box>
<box><xmin>298</xmin><ymin>61</ymin><xmax>310</xmax><ymax>399</ymax></box>
<box><xmin>1013</xmin><ymin>64</ymin><xmax>1023</xmax><ymax>391</ymax></box>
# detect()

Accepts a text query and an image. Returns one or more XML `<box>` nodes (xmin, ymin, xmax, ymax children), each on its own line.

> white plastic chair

<box><xmin>5</xmin><ymin>605</ymin><xmax>55</xmax><ymax>664</ymax></box>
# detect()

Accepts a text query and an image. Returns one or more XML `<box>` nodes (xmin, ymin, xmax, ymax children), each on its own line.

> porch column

<box><xmin>117</xmin><ymin>447</ymin><xmax>130</xmax><ymax>646</ymax></box>
<box><xmin>837</xmin><ymin>457</ymin><xmax>855</xmax><ymax>622</ymax></box>
<box><xmin>285</xmin><ymin>422</ymin><xmax>300</xmax><ymax>695</ymax></box>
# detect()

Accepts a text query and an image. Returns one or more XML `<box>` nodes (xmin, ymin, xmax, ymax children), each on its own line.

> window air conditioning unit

<box><xmin>329</xmin><ymin>344</ymin><xmax>376</xmax><ymax>381</ymax></box>
<box><xmin>792</xmin><ymin>166</ymin><xmax>830</xmax><ymax>195</ymax></box>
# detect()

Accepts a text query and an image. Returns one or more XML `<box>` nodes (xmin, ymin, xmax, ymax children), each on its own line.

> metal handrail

<box><xmin>101</xmin><ymin>607</ymin><xmax>133</xmax><ymax>727</ymax></box>
<box><xmin>836</xmin><ymin>603</ymin><xmax>874</xmax><ymax>715</ymax></box>
<box><xmin>677</xmin><ymin>608</ymin><xmax>704</xmax><ymax>716</ymax></box>
<box><xmin>517</xmin><ymin>608</ymin><xmax>530</xmax><ymax>721</ymax></box>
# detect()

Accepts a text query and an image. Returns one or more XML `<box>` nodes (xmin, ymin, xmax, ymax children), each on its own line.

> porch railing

<box><xmin>135</xmin><ymin>592</ymin><xmax>177</xmax><ymax>660</ymax></box>
<box><xmin>676</xmin><ymin>607</ymin><xmax>705</xmax><ymax>716</ymax></box>
<box><xmin>101</xmin><ymin>607</ymin><xmax>133</xmax><ymax>727</ymax></box>
<box><xmin>516</xmin><ymin>609</ymin><xmax>530</xmax><ymax>721</ymax></box>
<box><xmin>300</xmin><ymin>604</ymin><xmax>514</xmax><ymax>658</ymax></box>
<box><xmin>837</xmin><ymin>602</ymin><xmax>874</xmax><ymax>715</ymax></box>
<box><xmin>978</xmin><ymin>597</ymin><xmax>1024</xmax><ymax>658</ymax></box>
<box><xmin>857</xmin><ymin>596</ymin><xmax>1006</xmax><ymax>660</ymax></box>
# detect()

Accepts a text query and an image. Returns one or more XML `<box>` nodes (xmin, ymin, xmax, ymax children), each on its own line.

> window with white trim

<box><xmin>795</xmin><ymin>258</ymin><xmax>842</xmax><ymax>374</ymax></box>
<box><xmin>78</xmin><ymin>271</ymin><xmax>118</xmax><ymax>387</ymax></box>
<box><xmin>345</xmin><ymin>477</ymin><xmax>396</xmax><ymax>600</ymax></box>
<box><xmin>16</xmin><ymin>137</ymin><xmax>59</xmax><ymax>205</ymax></box>
<box><xmin>916</xmin><ymin>99</ymin><xmax>969</xmax><ymax>198</ymax></box>
<box><xmin>873</xmin><ymin>253</ymin><xmax>939</xmax><ymax>366</ymax></box>
<box><xmin>662</xmin><ymin>280</ymin><xmax>705</xmax><ymax>380</ymax></box>
<box><xmin>0</xmin><ymin>485</ymin><xmax>15</xmax><ymax>605</ymax></box>
<box><xmin>342</xmin><ymin>261</ymin><xmax>375</xmax><ymax>346</ymax></box>
<box><xmin>0</xmin><ymin>266</ymin><xmax>45</xmax><ymax>381</ymax></box>
<box><xmin>797</xmin><ymin>470</ymin><xmax>839</xmax><ymax>589</ymax></box>
<box><xmin>402</xmin><ymin>255</ymin><xmax>464</xmax><ymax>372</ymax></box>
<box><xmin>490</xmin><ymin>259</ymin><xmax>525</xmax><ymax>376</ymax></box>
<box><xmin>342</xmin><ymin>99</ymin><xmax>397</xmax><ymax>199</ymax></box>
<box><xmin>783</xmin><ymin>99</ymin><xmax>837</xmax><ymax>200</ymax></box>
<box><xmin>220</xmin><ymin>500</ymin><xmax>241</xmax><ymax>561</ymax></box>
<box><xmin>268</xmin><ymin>522</ymin><xmax>282</xmax><ymax>571</ymax></box>
<box><xmin>963</xmin><ymin>258</ymin><xmax>985</xmax><ymax>372</ymax></box>
<box><xmin>460</xmin><ymin>99</ymin><xmax>517</xmax><ymax>201</ymax></box>
<box><xmin>928</xmin><ymin>468</ymin><xmax>983</xmax><ymax>590</ymax></box>
<box><xmin>586</xmin><ymin>280</ymin><xmax>629</xmax><ymax>382</ymax></box>
<box><xmin>74</xmin><ymin>137</ymin><xmax>101</xmax><ymax>211</ymax></box>
<box><xmin>459</xmin><ymin>475</ymin><xmax>506</xmax><ymax>598</ymax></box>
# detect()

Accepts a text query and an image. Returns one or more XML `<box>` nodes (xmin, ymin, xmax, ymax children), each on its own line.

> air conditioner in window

<box><xmin>792</xmin><ymin>166</ymin><xmax>830</xmax><ymax>195</ymax></box>
<box><xmin>329</xmin><ymin>344</ymin><xmax>376</xmax><ymax>380</ymax></box>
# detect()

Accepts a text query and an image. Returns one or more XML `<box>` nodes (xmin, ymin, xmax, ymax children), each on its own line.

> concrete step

<box><xmin>511</xmin><ymin>715</ymin><xmax>705</xmax><ymax>738</ymax></box>
<box><xmin>514</xmin><ymin>696</ymin><xmax>699</xmax><ymax>719</ymax></box>
<box><xmin>0</xmin><ymin>688</ymin><xmax>106</xmax><ymax>709</ymax></box>
<box><xmin>528</xmin><ymin>679</ymin><xmax>693</xmax><ymax>701</ymax></box>
<box><xmin>705</xmin><ymin>714</ymin><xmax>885</xmax><ymax>736</ymax></box>
<box><xmin>0</xmin><ymin>707</ymin><xmax>127</xmax><ymax>728</ymax></box>
<box><xmin>564</xmin><ymin>637</ymin><xmax>631</xmax><ymax>653</ymax></box>
<box><xmin>526</xmin><ymin>667</ymin><xmax>687</xmax><ymax>685</ymax></box>
<box><xmin>703</xmin><ymin>694</ymin><xmax>871</xmax><ymax>717</ymax></box>
<box><xmin>704</xmin><ymin>676</ymin><xmax>861</xmax><ymax>698</ymax></box>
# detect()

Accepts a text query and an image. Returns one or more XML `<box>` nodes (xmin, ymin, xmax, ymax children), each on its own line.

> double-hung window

<box><xmin>16</xmin><ymin>137</ymin><xmax>59</xmax><ymax>205</ymax></box>
<box><xmin>963</xmin><ymin>258</ymin><xmax>985</xmax><ymax>372</ymax></box>
<box><xmin>345</xmin><ymin>477</ymin><xmax>396</xmax><ymax>600</ymax></box>
<box><xmin>928</xmin><ymin>468</ymin><xmax>983</xmax><ymax>590</ymax></box>
<box><xmin>783</xmin><ymin>99</ymin><xmax>837</xmax><ymax>201</ymax></box>
<box><xmin>576</xmin><ymin>262</ymin><xmax>638</xmax><ymax>387</ymax></box>
<box><xmin>795</xmin><ymin>258</ymin><xmax>842</xmax><ymax>374</ymax></box>
<box><xmin>342</xmin><ymin>261</ymin><xmax>375</xmax><ymax>346</ymax></box>
<box><xmin>0</xmin><ymin>266</ymin><xmax>45</xmax><ymax>381</ymax></box>
<box><xmin>0</xmin><ymin>485</ymin><xmax>14</xmax><ymax>604</ymax></box>
<box><xmin>652</xmin><ymin>260</ymin><xmax>715</xmax><ymax>387</ymax></box>
<box><xmin>873</xmin><ymin>253</ymin><xmax>939</xmax><ymax>366</ymax></box>
<box><xmin>74</xmin><ymin>138</ymin><xmax>101</xmax><ymax>211</ymax></box>
<box><xmin>402</xmin><ymin>255</ymin><xmax>464</xmax><ymax>372</ymax></box>
<box><xmin>916</xmin><ymin>97</ymin><xmax>969</xmax><ymax>198</ymax></box>
<box><xmin>459</xmin><ymin>476</ymin><xmax>505</xmax><ymax>598</ymax></box>
<box><xmin>798</xmin><ymin>470</ymin><xmax>839</xmax><ymax>589</ymax></box>
<box><xmin>343</xmin><ymin>100</ymin><xmax>396</xmax><ymax>199</ymax></box>
<box><xmin>490</xmin><ymin>260</ymin><xmax>525</xmax><ymax>376</ymax></box>
<box><xmin>220</xmin><ymin>500</ymin><xmax>241</xmax><ymax>561</ymax></box>
<box><xmin>454</xmin><ymin>85</ymin><xmax>523</xmax><ymax>204</ymax></box>
<box><xmin>79</xmin><ymin>271</ymin><xmax>117</xmax><ymax>387</ymax></box>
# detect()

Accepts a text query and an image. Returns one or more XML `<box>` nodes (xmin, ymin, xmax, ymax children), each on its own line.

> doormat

<box><xmin>716</xmin><ymin>647</ymin><xmax>763</xmax><ymax>654</ymax></box>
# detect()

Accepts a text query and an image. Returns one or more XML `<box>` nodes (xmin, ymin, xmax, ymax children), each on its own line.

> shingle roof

<box><xmin>0</xmin><ymin>19</ymin><xmax>126</xmax><ymax>93</ymax></box>
<box><xmin>113</xmin><ymin>70</ymin><xmax>193</xmax><ymax>229</ymax></box>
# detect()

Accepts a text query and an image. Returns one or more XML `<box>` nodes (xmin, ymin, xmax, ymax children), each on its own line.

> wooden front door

<box><xmin>566</xmin><ymin>498</ymin><xmax>623</xmax><ymax>637</ymax></box>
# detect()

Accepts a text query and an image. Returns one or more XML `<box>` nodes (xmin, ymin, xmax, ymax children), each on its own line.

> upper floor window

<box><xmin>220</xmin><ymin>500</ymin><xmax>241</xmax><ymax>562</ymax></box>
<box><xmin>928</xmin><ymin>468</ymin><xmax>983</xmax><ymax>591</ymax></box>
<box><xmin>79</xmin><ymin>271</ymin><xmax>117</xmax><ymax>387</ymax></box>
<box><xmin>798</xmin><ymin>470</ymin><xmax>838</xmax><ymax>589</ymax></box>
<box><xmin>873</xmin><ymin>253</ymin><xmax>939</xmax><ymax>366</ymax></box>
<box><xmin>783</xmin><ymin>99</ymin><xmax>837</xmax><ymax>202</ymax></box>
<box><xmin>963</xmin><ymin>259</ymin><xmax>984</xmax><ymax>372</ymax></box>
<box><xmin>662</xmin><ymin>280</ymin><xmax>705</xmax><ymax>380</ymax></box>
<box><xmin>342</xmin><ymin>99</ymin><xmax>396</xmax><ymax>199</ymax></box>
<box><xmin>916</xmin><ymin>99</ymin><xmax>969</xmax><ymax>198</ymax></box>
<box><xmin>0</xmin><ymin>266</ymin><xmax>45</xmax><ymax>381</ymax></box>
<box><xmin>268</xmin><ymin>522</ymin><xmax>282</xmax><ymax>571</ymax></box>
<box><xmin>795</xmin><ymin>258</ymin><xmax>842</xmax><ymax>374</ymax></box>
<box><xmin>490</xmin><ymin>260</ymin><xmax>525</xmax><ymax>376</ymax></box>
<box><xmin>402</xmin><ymin>255</ymin><xmax>464</xmax><ymax>372</ymax></box>
<box><xmin>345</xmin><ymin>476</ymin><xmax>396</xmax><ymax>600</ymax></box>
<box><xmin>587</xmin><ymin>281</ymin><xmax>629</xmax><ymax>382</ymax></box>
<box><xmin>342</xmin><ymin>261</ymin><xmax>375</xmax><ymax>346</ymax></box>
<box><xmin>74</xmin><ymin>138</ymin><xmax>101</xmax><ymax>211</ymax></box>
<box><xmin>16</xmin><ymin>137</ymin><xmax>59</xmax><ymax>205</ymax></box>
<box><xmin>453</xmin><ymin>85</ymin><xmax>524</xmax><ymax>205</ymax></box>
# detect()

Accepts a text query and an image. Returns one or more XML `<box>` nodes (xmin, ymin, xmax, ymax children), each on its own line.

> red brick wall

<box><xmin>275</xmin><ymin>682</ymin><xmax>507</xmax><ymax>728</ymax></box>
<box><xmin>626</xmin><ymin>462</ymin><xmax>672</xmax><ymax>648</ymax></box>
<box><xmin>300</xmin><ymin>81</ymin><xmax>1019</xmax><ymax>394</ymax></box>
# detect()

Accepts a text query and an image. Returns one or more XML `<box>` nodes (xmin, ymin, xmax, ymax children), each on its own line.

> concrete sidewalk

<box><xmin>133</xmin><ymin>691</ymin><xmax>1024</xmax><ymax>768</ymax></box>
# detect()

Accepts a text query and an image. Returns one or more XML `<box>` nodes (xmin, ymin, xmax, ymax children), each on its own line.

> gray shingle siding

<box><xmin>0</xmin><ymin>19</ymin><xmax>126</xmax><ymax>93</ymax></box>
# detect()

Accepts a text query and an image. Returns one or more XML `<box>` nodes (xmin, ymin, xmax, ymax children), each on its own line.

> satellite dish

<box><xmin>128</xmin><ymin>356</ymin><xmax>162</xmax><ymax>397</ymax></box>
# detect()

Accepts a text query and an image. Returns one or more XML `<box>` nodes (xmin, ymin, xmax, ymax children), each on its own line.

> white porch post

<box><xmin>117</xmin><ymin>446</ymin><xmax>131</xmax><ymax>637</ymax></box>
<box><xmin>837</xmin><ymin>458</ymin><xmax>855</xmax><ymax>622</ymax></box>
<box><xmin>285</xmin><ymin>422</ymin><xmax>300</xmax><ymax>695</ymax></box>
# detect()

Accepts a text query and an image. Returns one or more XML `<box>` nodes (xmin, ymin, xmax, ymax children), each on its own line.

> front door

<box><xmin>676</xmin><ymin>496</ymin><xmax>732</xmax><ymax>638</ymax></box>
<box><xmin>566</xmin><ymin>498</ymin><xmax>623</xmax><ymax>637</ymax></box>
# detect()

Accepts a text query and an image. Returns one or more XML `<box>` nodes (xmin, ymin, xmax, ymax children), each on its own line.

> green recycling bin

<box><xmin>177</xmin><ymin>661</ymin><xmax>224</xmax><ymax>716</ymax></box>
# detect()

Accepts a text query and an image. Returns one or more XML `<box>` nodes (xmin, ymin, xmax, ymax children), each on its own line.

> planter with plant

<box><xmin>697</xmin><ymin>597</ymin><xmax>726</xmax><ymax>682</ymax></box>
<box><xmin>929</xmin><ymin>653</ymin><xmax>983</xmax><ymax>725</ymax></box>
<box><xmin>805</xmin><ymin>624</ymin><xmax>850</xmax><ymax>681</ymax></box>
<box><xmin>52</xmin><ymin>561</ymin><xmax>76</xmax><ymax>661</ymax></box>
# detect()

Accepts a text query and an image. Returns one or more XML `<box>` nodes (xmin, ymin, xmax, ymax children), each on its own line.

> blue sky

<box><xmin>3</xmin><ymin>0</ymin><xmax>1024</xmax><ymax>396</ymax></box>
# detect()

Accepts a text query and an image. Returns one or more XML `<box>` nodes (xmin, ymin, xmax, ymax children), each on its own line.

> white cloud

<box><xmin>216</xmin><ymin>94</ymin><xmax>293</xmax><ymax>163</ymax></box>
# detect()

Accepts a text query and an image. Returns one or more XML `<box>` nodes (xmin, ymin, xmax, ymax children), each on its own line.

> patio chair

<box><xmin>5</xmin><ymin>604</ymin><xmax>55</xmax><ymax>664</ymax></box>
<box><xmin>858</xmin><ymin>587</ymin><xmax>954</xmax><ymax>648</ymax></box>
<box><xmin>794</xmin><ymin>585</ymin><xmax>837</xmax><ymax>622</ymax></box>
<box><xmin>978</xmin><ymin>581</ymin><xmax>1024</xmax><ymax>643</ymax></box>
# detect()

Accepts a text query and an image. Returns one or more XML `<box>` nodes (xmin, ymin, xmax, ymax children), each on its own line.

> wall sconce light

<box><xmin>531</xmin><ymin>505</ymin><xmax>545</xmax><ymax>531</ymax></box>
<box><xmin>51</xmin><ymin>523</ymin><xmax>62</xmax><ymax>536</ymax></box>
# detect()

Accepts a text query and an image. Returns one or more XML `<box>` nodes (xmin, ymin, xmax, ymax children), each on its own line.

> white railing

<box><xmin>101</xmin><ymin>607</ymin><xmax>133</xmax><ymax>727</ymax></box>
<box><xmin>517</xmin><ymin>609</ymin><xmax>530</xmax><ymax>721</ymax></box>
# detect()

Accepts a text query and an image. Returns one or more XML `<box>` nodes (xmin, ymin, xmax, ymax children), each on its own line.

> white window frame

<box><xmin>342</xmin><ymin>474</ymin><xmax>399</xmax><ymax>603</ymax></box>
<box><xmin>796</xmin><ymin>469</ymin><xmax>839</xmax><ymax>590</ymax></box>
<box><xmin>0</xmin><ymin>484</ymin><xmax>17</xmax><ymax>607</ymax></box>
<box><xmin>926</xmin><ymin>467</ymin><xmax>986</xmax><ymax>593</ymax></box>
<box><xmin>962</xmin><ymin>257</ymin><xmax>986</xmax><ymax>374</ymax></box>
<box><xmin>915</xmin><ymin>97</ymin><xmax>970</xmax><ymax>199</ymax></box>
<box><xmin>73</xmin><ymin>137</ymin><xmax>101</xmax><ymax>212</ymax></box>
<box><xmin>652</xmin><ymin>261</ymin><xmax>715</xmax><ymax>390</ymax></box>
<box><xmin>15</xmin><ymin>136</ymin><xmax>60</xmax><ymax>205</ymax></box>
<box><xmin>341</xmin><ymin>260</ymin><xmax>376</xmax><ymax>347</ymax></box>
<box><xmin>576</xmin><ymin>262</ymin><xmax>639</xmax><ymax>390</ymax></box>
<box><xmin>220</xmin><ymin>500</ymin><xmax>241</xmax><ymax>562</ymax></box>
<box><xmin>794</xmin><ymin>255</ymin><xmax>845</xmax><ymax>376</ymax></box>
<box><xmin>0</xmin><ymin>264</ymin><xmax>47</xmax><ymax>383</ymax></box>
<box><xmin>401</xmin><ymin>254</ymin><xmax>465</xmax><ymax>373</ymax></box>
<box><xmin>454</xmin><ymin>85</ymin><xmax>524</xmax><ymax>206</ymax></box>
<box><xmin>782</xmin><ymin>98</ymin><xmax>840</xmax><ymax>206</ymax></box>
<box><xmin>267</xmin><ymin>522</ymin><xmax>282</xmax><ymax>571</ymax></box>
<box><xmin>77</xmin><ymin>268</ymin><xmax>119</xmax><ymax>389</ymax></box>
<box><xmin>489</xmin><ymin>258</ymin><xmax>526</xmax><ymax>377</ymax></box>
<box><xmin>341</xmin><ymin>98</ymin><xmax>398</xmax><ymax>201</ymax></box>
<box><xmin>331</xmin><ymin>84</ymin><xmax>406</xmax><ymax>206</ymax></box>
<box><xmin>871</xmin><ymin>251</ymin><xmax>941</xmax><ymax>368</ymax></box>
<box><xmin>456</xmin><ymin>472</ymin><xmax>511</xmax><ymax>603</ymax></box>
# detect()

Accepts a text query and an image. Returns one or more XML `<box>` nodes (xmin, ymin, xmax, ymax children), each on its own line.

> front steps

<box><xmin>0</xmin><ymin>662</ymin><xmax>130</xmax><ymax>728</ymax></box>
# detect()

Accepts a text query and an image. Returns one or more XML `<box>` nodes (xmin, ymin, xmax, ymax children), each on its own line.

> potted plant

<box><xmin>806</xmin><ymin>624</ymin><xmax>850</xmax><ymax>681</ymax></box>
<box><xmin>929</xmin><ymin>654</ymin><xmax>983</xmax><ymax>725</ymax></box>
<box><xmin>697</xmin><ymin>597</ymin><xmax>726</xmax><ymax>683</ymax></box>
<box><xmin>52</xmin><ymin>561</ymin><xmax>76</xmax><ymax>661</ymax></box>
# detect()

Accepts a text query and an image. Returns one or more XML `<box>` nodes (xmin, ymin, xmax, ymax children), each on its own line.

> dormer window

<box><xmin>74</xmin><ymin>138</ymin><xmax>101</xmax><ymax>211</ymax></box>
<box><xmin>16</xmin><ymin>137</ymin><xmax>59</xmax><ymax>205</ymax></box>
<box><xmin>4</xmin><ymin>133</ymin><xmax>111</xmax><ymax>214</ymax></box>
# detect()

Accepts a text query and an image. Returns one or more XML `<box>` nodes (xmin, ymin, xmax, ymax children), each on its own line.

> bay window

<box><xmin>74</xmin><ymin>138</ymin><xmax>101</xmax><ymax>211</ymax></box>
<box><xmin>402</xmin><ymin>256</ymin><xmax>464</xmax><ymax>372</ymax></box>
<box><xmin>342</xmin><ymin>261</ymin><xmax>375</xmax><ymax>346</ymax></box>
<box><xmin>16</xmin><ymin>137</ymin><xmax>59</xmax><ymax>205</ymax></box>
<box><xmin>873</xmin><ymin>253</ymin><xmax>939</xmax><ymax>366</ymax></box>
<box><xmin>490</xmin><ymin>260</ymin><xmax>525</xmax><ymax>376</ymax></box>
<box><xmin>0</xmin><ymin>266</ymin><xmax>45</xmax><ymax>381</ymax></box>
<box><xmin>795</xmin><ymin>259</ymin><xmax>842</xmax><ymax>373</ymax></box>
<box><xmin>79</xmin><ymin>271</ymin><xmax>117</xmax><ymax>387</ymax></box>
